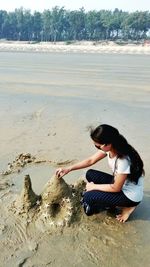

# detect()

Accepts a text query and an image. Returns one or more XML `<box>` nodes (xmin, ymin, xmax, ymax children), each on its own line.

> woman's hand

<box><xmin>55</xmin><ymin>167</ymin><xmax>71</xmax><ymax>178</ymax></box>
<box><xmin>86</xmin><ymin>182</ymin><xmax>95</xmax><ymax>191</ymax></box>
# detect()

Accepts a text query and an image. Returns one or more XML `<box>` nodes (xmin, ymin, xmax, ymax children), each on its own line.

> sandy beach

<box><xmin>0</xmin><ymin>47</ymin><xmax>150</xmax><ymax>267</ymax></box>
<box><xmin>0</xmin><ymin>40</ymin><xmax>150</xmax><ymax>54</ymax></box>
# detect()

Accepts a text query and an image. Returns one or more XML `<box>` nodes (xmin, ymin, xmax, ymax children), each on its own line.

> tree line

<box><xmin>0</xmin><ymin>7</ymin><xmax>150</xmax><ymax>42</ymax></box>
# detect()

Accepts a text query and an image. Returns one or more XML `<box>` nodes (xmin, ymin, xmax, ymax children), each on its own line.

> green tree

<box><xmin>68</xmin><ymin>8</ymin><xmax>86</xmax><ymax>40</ymax></box>
<box><xmin>86</xmin><ymin>11</ymin><xmax>105</xmax><ymax>40</ymax></box>
<box><xmin>0</xmin><ymin>7</ymin><xmax>150</xmax><ymax>42</ymax></box>
<box><xmin>32</xmin><ymin>11</ymin><xmax>42</xmax><ymax>41</ymax></box>
<box><xmin>42</xmin><ymin>10</ymin><xmax>52</xmax><ymax>41</ymax></box>
<box><xmin>0</xmin><ymin>10</ymin><xmax>7</xmax><ymax>39</ymax></box>
<box><xmin>23</xmin><ymin>10</ymin><xmax>33</xmax><ymax>41</ymax></box>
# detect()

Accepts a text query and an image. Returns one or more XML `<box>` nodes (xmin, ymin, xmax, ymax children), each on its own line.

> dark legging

<box><xmin>83</xmin><ymin>169</ymin><xmax>140</xmax><ymax>208</ymax></box>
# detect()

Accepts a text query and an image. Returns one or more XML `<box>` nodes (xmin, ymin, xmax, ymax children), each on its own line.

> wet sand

<box><xmin>0</xmin><ymin>51</ymin><xmax>150</xmax><ymax>267</ymax></box>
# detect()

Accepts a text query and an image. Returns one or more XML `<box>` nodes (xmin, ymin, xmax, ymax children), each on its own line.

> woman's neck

<box><xmin>109</xmin><ymin>149</ymin><xmax>117</xmax><ymax>158</ymax></box>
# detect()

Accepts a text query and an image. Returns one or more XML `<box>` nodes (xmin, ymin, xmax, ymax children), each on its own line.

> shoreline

<box><xmin>0</xmin><ymin>41</ymin><xmax>150</xmax><ymax>54</ymax></box>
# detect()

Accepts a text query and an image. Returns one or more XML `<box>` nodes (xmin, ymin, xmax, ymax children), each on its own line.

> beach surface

<box><xmin>0</xmin><ymin>40</ymin><xmax>150</xmax><ymax>54</ymax></box>
<box><xmin>0</xmin><ymin>47</ymin><xmax>150</xmax><ymax>267</ymax></box>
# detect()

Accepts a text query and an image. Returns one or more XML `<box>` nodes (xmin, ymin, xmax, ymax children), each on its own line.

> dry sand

<box><xmin>0</xmin><ymin>47</ymin><xmax>150</xmax><ymax>267</ymax></box>
<box><xmin>0</xmin><ymin>40</ymin><xmax>150</xmax><ymax>54</ymax></box>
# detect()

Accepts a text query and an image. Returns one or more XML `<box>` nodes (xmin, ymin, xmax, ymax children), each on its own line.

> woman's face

<box><xmin>93</xmin><ymin>141</ymin><xmax>112</xmax><ymax>152</ymax></box>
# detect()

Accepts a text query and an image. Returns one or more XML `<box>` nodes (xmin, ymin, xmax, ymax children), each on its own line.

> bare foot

<box><xmin>116</xmin><ymin>206</ymin><xmax>136</xmax><ymax>223</ymax></box>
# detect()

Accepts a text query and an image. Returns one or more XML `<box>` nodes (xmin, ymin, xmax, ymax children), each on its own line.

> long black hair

<box><xmin>90</xmin><ymin>124</ymin><xmax>144</xmax><ymax>184</ymax></box>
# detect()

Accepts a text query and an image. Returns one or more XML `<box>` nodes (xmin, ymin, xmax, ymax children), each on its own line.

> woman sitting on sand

<box><xmin>56</xmin><ymin>124</ymin><xmax>144</xmax><ymax>222</ymax></box>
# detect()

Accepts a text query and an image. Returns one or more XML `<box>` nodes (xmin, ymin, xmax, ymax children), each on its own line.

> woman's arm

<box><xmin>56</xmin><ymin>151</ymin><xmax>106</xmax><ymax>178</ymax></box>
<box><xmin>86</xmin><ymin>173</ymin><xmax>127</xmax><ymax>193</ymax></box>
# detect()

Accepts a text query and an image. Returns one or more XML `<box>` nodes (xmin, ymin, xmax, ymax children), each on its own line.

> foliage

<box><xmin>0</xmin><ymin>7</ymin><xmax>150</xmax><ymax>41</ymax></box>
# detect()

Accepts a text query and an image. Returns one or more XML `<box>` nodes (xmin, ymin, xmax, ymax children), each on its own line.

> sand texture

<box><xmin>0</xmin><ymin>167</ymin><xmax>143</xmax><ymax>267</ymax></box>
<box><xmin>0</xmin><ymin>50</ymin><xmax>150</xmax><ymax>267</ymax></box>
<box><xmin>0</xmin><ymin>41</ymin><xmax>150</xmax><ymax>54</ymax></box>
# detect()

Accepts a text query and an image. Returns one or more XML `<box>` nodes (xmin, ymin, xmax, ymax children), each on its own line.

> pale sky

<box><xmin>0</xmin><ymin>0</ymin><xmax>150</xmax><ymax>12</ymax></box>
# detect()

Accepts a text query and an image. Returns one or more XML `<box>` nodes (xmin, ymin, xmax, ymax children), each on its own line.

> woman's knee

<box><xmin>86</xmin><ymin>169</ymin><xmax>95</xmax><ymax>182</ymax></box>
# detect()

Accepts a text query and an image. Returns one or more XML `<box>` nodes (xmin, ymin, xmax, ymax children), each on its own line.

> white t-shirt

<box><xmin>107</xmin><ymin>152</ymin><xmax>143</xmax><ymax>202</ymax></box>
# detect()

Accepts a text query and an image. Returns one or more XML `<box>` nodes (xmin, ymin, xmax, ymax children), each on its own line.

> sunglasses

<box><xmin>95</xmin><ymin>144</ymin><xmax>105</xmax><ymax>150</ymax></box>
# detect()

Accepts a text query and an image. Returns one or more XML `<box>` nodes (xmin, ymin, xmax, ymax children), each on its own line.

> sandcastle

<box><xmin>12</xmin><ymin>173</ymin><xmax>86</xmax><ymax>230</ymax></box>
<box><xmin>1</xmin><ymin>153</ymin><xmax>86</xmax><ymax>230</ymax></box>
